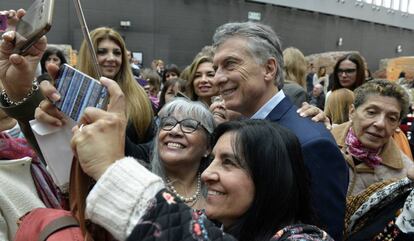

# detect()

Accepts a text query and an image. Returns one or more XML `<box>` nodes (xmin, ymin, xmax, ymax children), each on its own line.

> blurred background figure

<box><xmin>151</xmin><ymin>59</ymin><xmax>165</xmax><ymax>77</ymax></box>
<box><xmin>186</xmin><ymin>54</ymin><xmax>217</xmax><ymax>106</ymax></box>
<box><xmin>209</xmin><ymin>96</ymin><xmax>243</xmax><ymax>125</ymax></box>
<box><xmin>162</xmin><ymin>64</ymin><xmax>181</xmax><ymax>87</ymax></box>
<box><xmin>308</xmin><ymin>83</ymin><xmax>325</xmax><ymax>110</ymax></box>
<box><xmin>282</xmin><ymin>47</ymin><xmax>308</xmax><ymax>107</ymax></box>
<box><xmin>314</xmin><ymin>66</ymin><xmax>329</xmax><ymax>93</ymax></box>
<box><xmin>158</xmin><ymin>77</ymin><xmax>187</xmax><ymax>112</ymax></box>
<box><xmin>141</xmin><ymin>68</ymin><xmax>161</xmax><ymax>111</ymax></box>
<box><xmin>324</xmin><ymin>88</ymin><xmax>355</xmax><ymax>126</ymax></box>
<box><xmin>38</xmin><ymin>47</ymin><xmax>67</xmax><ymax>84</ymax></box>
<box><xmin>306</xmin><ymin>63</ymin><xmax>316</xmax><ymax>94</ymax></box>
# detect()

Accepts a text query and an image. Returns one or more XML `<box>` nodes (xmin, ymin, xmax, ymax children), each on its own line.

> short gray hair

<box><xmin>354</xmin><ymin>79</ymin><xmax>409</xmax><ymax>120</ymax></box>
<box><xmin>151</xmin><ymin>98</ymin><xmax>216</xmax><ymax>180</ymax></box>
<box><xmin>212</xmin><ymin>22</ymin><xmax>284</xmax><ymax>89</ymax></box>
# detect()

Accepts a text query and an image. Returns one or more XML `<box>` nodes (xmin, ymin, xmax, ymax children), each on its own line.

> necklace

<box><xmin>165</xmin><ymin>173</ymin><xmax>201</xmax><ymax>203</ymax></box>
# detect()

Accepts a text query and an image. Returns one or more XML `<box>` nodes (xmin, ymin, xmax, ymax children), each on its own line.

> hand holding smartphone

<box><xmin>13</xmin><ymin>0</ymin><xmax>54</xmax><ymax>55</ymax></box>
<box><xmin>54</xmin><ymin>64</ymin><xmax>108</xmax><ymax>122</ymax></box>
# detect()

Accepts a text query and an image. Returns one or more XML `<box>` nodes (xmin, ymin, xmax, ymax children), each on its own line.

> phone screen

<box><xmin>54</xmin><ymin>64</ymin><xmax>108</xmax><ymax>122</ymax></box>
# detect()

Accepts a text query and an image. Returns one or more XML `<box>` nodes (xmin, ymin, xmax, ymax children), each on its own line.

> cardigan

<box><xmin>0</xmin><ymin>157</ymin><xmax>45</xmax><ymax>241</ymax></box>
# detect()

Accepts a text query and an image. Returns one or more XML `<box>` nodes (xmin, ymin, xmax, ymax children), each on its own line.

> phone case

<box><xmin>54</xmin><ymin>64</ymin><xmax>108</xmax><ymax>122</ymax></box>
<box><xmin>14</xmin><ymin>0</ymin><xmax>55</xmax><ymax>54</ymax></box>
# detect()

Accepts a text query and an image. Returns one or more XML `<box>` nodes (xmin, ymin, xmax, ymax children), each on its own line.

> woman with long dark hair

<box><xmin>71</xmin><ymin>115</ymin><xmax>331</xmax><ymax>240</ymax></box>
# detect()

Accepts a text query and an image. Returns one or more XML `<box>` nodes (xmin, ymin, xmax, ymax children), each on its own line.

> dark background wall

<box><xmin>2</xmin><ymin>0</ymin><xmax>414</xmax><ymax>71</ymax></box>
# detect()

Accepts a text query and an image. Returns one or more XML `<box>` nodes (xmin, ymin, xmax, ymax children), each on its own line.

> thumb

<box><xmin>46</xmin><ymin>63</ymin><xmax>61</xmax><ymax>80</ymax></box>
<box><xmin>99</xmin><ymin>77</ymin><xmax>126</xmax><ymax>114</ymax></box>
<box><xmin>9</xmin><ymin>53</ymin><xmax>35</xmax><ymax>80</ymax></box>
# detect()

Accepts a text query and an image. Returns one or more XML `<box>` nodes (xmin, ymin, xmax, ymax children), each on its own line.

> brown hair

<box><xmin>332</xmin><ymin>53</ymin><xmax>366</xmax><ymax>91</ymax></box>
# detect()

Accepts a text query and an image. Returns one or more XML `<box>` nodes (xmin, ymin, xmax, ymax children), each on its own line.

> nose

<box><xmin>216</xmin><ymin>100</ymin><xmax>226</xmax><ymax>110</ymax></box>
<box><xmin>201</xmin><ymin>158</ymin><xmax>219</xmax><ymax>183</ymax></box>
<box><xmin>107</xmin><ymin>51</ymin><xmax>116</xmax><ymax>61</ymax></box>
<box><xmin>201</xmin><ymin>74</ymin><xmax>208</xmax><ymax>83</ymax></box>
<box><xmin>213</xmin><ymin>67</ymin><xmax>227</xmax><ymax>85</ymax></box>
<box><xmin>168</xmin><ymin>123</ymin><xmax>184</xmax><ymax>135</ymax></box>
<box><xmin>373</xmin><ymin>114</ymin><xmax>386</xmax><ymax>128</ymax></box>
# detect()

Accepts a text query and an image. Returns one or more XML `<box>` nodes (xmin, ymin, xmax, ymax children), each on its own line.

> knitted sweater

<box><xmin>0</xmin><ymin>157</ymin><xmax>45</xmax><ymax>241</ymax></box>
<box><xmin>86</xmin><ymin>158</ymin><xmax>333</xmax><ymax>241</ymax></box>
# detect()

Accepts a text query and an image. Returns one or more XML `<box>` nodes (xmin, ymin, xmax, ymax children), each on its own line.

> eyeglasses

<box><xmin>160</xmin><ymin>116</ymin><xmax>205</xmax><ymax>134</ymax></box>
<box><xmin>338</xmin><ymin>68</ymin><xmax>356</xmax><ymax>75</ymax></box>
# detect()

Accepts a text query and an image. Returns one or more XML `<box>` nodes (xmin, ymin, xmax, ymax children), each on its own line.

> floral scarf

<box><xmin>345</xmin><ymin>128</ymin><xmax>382</xmax><ymax>168</ymax></box>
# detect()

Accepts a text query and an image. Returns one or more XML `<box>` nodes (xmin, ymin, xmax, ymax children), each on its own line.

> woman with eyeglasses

<box><xmin>151</xmin><ymin>98</ymin><xmax>215</xmax><ymax>210</ymax></box>
<box><xmin>325</xmin><ymin>53</ymin><xmax>366</xmax><ymax>105</ymax></box>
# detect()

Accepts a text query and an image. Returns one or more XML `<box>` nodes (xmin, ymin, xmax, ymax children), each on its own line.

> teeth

<box><xmin>167</xmin><ymin>142</ymin><xmax>184</xmax><ymax>149</ymax></box>
<box><xmin>199</xmin><ymin>86</ymin><xmax>211</xmax><ymax>91</ymax></box>
<box><xmin>213</xmin><ymin>112</ymin><xmax>225</xmax><ymax>119</ymax></box>
<box><xmin>208</xmin><ymin>190</ymin><xmax>224</xmax><ymax>196</ymax></box>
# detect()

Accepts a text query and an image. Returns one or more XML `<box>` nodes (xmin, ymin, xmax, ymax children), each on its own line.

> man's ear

<box><xmin>264</xmin><ymin>57</ymin><xmax>277</xmax><ymax>83</ymax></box>
<box><xmin>349</xmin><ymin>104</ymin><xmax>355</xmax><ymax>121</ymax></box>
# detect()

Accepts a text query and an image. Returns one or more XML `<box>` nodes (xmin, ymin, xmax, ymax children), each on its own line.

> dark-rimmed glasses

<box><xmin>337</xmin><ymin>68</ymin><xmax>356</xmax><ymax>75</ymax></box>
<box><xmin>160</xmin><ymin>116</ymin><xmax>206</xmax><ymax>134</ymax></box>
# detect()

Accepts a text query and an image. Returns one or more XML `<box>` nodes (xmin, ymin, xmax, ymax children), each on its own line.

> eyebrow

<box><xmin>223</xmin><ymin>56</ymin><xmax>240</xmax><ymax>63</ymax></box>
<box><xmin>365</xmin><ymin>104</ymin><xmax>400</xmax><ymax>115</ymax></box>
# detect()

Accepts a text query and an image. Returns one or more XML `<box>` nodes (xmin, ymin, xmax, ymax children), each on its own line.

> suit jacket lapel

<box><xmin>265</xmin><ymin>97</ymin><xmax>292</xmax><ymax>121</ymax></box>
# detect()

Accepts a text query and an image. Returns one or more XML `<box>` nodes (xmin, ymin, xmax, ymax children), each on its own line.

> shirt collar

<box><xmin>251</xmin><ymin>90</ymin><xmax>285</xmax><ymax>120</ymax></box>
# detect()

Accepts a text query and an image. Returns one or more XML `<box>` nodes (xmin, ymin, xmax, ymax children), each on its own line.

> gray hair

<box><xmin>151</xmin><ymin>98</ymin><xmax>216</xmax><ymax>182</ymax></box>
<box><xmin>212</xmin><ymin>22</ymin><xmax>284</xmax><ymax>89</ymax></box>
<box><xmin>354</xmin><ymin>79</ymin><xmax>409</xmax><ymax>120</ymax></box>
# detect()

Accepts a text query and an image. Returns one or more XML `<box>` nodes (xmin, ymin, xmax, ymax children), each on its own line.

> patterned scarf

<box><xmin>345</xmin><ymin>128</ymin><xmax>382</xmax><ymax>168</ymax></box>
<box><xmin>0</xmin><ymin>132</ymin><xmax>63</xmax><ymax>208</ymax></box>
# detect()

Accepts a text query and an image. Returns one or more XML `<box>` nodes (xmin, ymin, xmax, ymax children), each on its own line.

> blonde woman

<box><xmin>282</xmin><ymin>47</ymin><xmax>307</xmax><ymax>107</ymax></box>
<box><xmin>186</xmin><ymin>55</ymin><xmax>218</xmax><ymax>106</ymax></box>
<box><xmin>324</xmin><ymin>88</ymin><xmax>355</xmax><ymax>126</ymax></box>
<box><xmin>283</xmin><ymin>47</ymin><xmax>307</xmax><ymax>89</ymax></box>
<box><xmin>77</xmin><ymin>27</ymin><xmax>154</xmax><ymax>143</ymax></box>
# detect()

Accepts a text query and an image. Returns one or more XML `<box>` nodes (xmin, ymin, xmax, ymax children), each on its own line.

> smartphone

<box><xmin>0</xmin><ymin>14</ymin><xmax>7</xmax><ymax>32</ymax></box>
<box><xmin>54</xmin><ymin>64</ymin><xmax>108</xmax><ymax>122</ymax></box>
<box><xmin>13</xmin><ymin>0</ymin><xmax>55</xmax><ymax>55</ymax></box>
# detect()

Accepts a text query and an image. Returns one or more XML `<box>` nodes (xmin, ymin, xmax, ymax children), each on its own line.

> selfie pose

<box><xmin>69</xmin><ymin>92</ymin><xmax>333</xmax><ymax>241</ymax></box>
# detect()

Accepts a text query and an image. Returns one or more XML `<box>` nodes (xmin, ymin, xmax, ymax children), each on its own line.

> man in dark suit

<box><xmin>212</xmin><ymin>22</ymin><xmax>348</xmax><ymax>240</ymax></box>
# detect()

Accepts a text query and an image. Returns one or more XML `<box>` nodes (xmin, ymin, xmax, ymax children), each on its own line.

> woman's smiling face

<box><xmin>201</xmin><ymin>131</ymin><xmax>254</xmax><ymax>228</ymax></box>
<box><xmin>97</xmin><ymin>39</ymin><xmax>123</xmax><ymax>79</ymax></box>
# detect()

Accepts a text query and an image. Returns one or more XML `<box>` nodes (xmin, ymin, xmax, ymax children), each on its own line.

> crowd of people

<box><xmin>1</xmin><ymin>7</ymin><xmax>414</xmax><ymax>241</ymax></box>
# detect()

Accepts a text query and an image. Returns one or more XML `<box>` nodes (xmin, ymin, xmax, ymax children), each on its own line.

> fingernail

<box><xmin>296</xmin><ymin>109</ymin><xmax>301</xmax><ymax>113</ymax></box>
<box><xmin>51</xmin><ymin>93</ymin><xmax>60</xmax><ymax>101</ymax></box>
<box><xmin>300</xmin><ymin>113</ymin><xmax>305</xmax><ymax>117</ymax></box>
<box><xmin>3</xmin><ymin>32</ymin><xmax>12</xmax><ymax>38</ymax></box>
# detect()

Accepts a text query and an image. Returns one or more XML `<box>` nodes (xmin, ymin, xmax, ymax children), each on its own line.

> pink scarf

<box><xmin>344</xmin><ymin>128</ymin><xmax>382</xmax><ymax>168</ymax></box>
